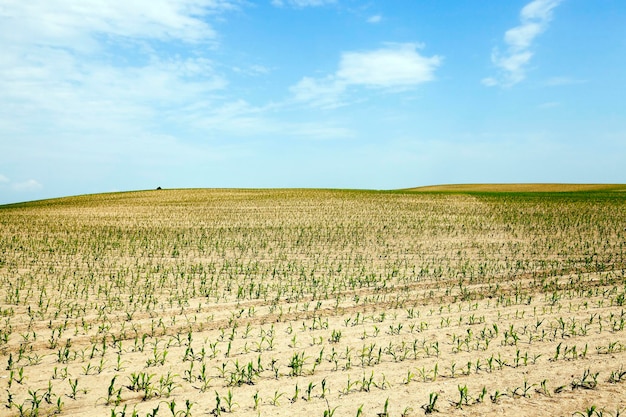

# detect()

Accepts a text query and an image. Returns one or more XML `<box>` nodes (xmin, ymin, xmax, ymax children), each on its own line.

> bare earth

<box><xmin>0</xmin><ymin>187</ymin><xmax>625</xmax><ymax>417</ymax></box>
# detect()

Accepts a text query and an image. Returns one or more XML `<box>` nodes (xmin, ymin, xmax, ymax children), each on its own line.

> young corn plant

<box><xmin>212</xmin><ymin>391</ymin><xmax>225</xmax><ymax>416</ymax></box>
<box><xmin>252</xmin><ymin>391</ymin><xmax>261</xmax><ymax>411</ymax></box>
<box><xmin>269</xmin><ymin>391</ymin><xmax>284</xmax><ymax>406</ymax></box>
<box><xmin>67</xmin><ymin>378</ymin><xmax>79</xmax><ymax>400</ymax></box>
<box><xmin>454</xmin><ymin>385</ymin><xmax>470</xmax><ymax>408</ymax></box>
<box><xmin>571</xmin><ymin>369</ymin><xmax>599</xmax><ymax>390</ymax></box>
<box><xmin>512</xmin><ymin>380</ymin><xmax>535</xmax><ymax>398</ymax></box>
<box><xmin>323</xmin><ymin>399</ymin><xmax>339</xmax><ymax>417</ymax></box>
<box><xmin>166</xmin><ymin>399</ymin><xmax>193</xmax><ymax>417</ymax></box>
<box><xmin>99</xmin><ymin>376</ymin><xmax>122</xmax><ymax>406</ymax></box>
<box><xmin>304</xmin><ymin>381</ymin><xmax>316</xmax><ymax>401</ymax></box>
<box><xmin>378</xmin><ymin>398</ymin><xmax>390</xmax><ymax>417</ymax></box>
<box><xmin>421</xmin><ymin>392</ymin><xmax>439</xmax><ymax>414</ymax></box>
<box><xmin>608</xmin><ymin>366</ymin><xmax>626</xmax><ymax>384</ymax></box>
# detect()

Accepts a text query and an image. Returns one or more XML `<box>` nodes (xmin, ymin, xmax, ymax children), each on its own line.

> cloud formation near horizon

<box><xmin>0</xmin><ymin>174</ymin><xmax>43</xmax><ymax>192</ymax></box>
<box><xmin>483</xmin><ymin>0</ymin><xmax>563</xmax><ymax>87</ymax></box>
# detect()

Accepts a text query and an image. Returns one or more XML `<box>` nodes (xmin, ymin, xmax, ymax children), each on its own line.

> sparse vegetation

<box><xmin>1</xmin><ymin>187</ymin><xmax>625</xmax><ymax>416</ymax></box>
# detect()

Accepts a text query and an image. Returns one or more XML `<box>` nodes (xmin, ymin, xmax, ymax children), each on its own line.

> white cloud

<box><xmin>0</xmin><ymin>0</ymin><xmax>276</xmax><ymax>203</ymax></box>
<box><xmin>0</xmin><ymin>49</ymin><xmax>227</xmax><ymax>137</ymax></box>
<box><xmin>290</xmin><ymin>76</ymin><xmax>347</xmax><ymax>109</ymax></box>
<box><xmin>481</xmin><ymin>77</ymin><xmax>498</xmax><ymax>87</ymax></box>
<box><xmin>367</xmin><ymin>15</ymin><xmax>382</xmax><ymax>24</ymax></box>
<box><xmin>504</xmin><ymin>22</ymin><xmax>543</xmax><ymax>51</ymax></box>
<box><xmin>338</xmin><ymin>44</ymin><xmax>441</xmax><ymax>87</ymax></box>
<box><xmin>521</xmin><ymin>0</ymin><xmax>562</xmax><ymax>21</ymax></box>
<box><xmin>485</xmin><ymin>50</ymin><xmax>534</xmax><ymax>86</ymax></box>
<box><xmin>291</xmin><ymin>43</ymin><xmax>441</xmax><ymax>108</ymax></box>
<box><xmin>0</xmin><ymin>1</ymin><xmax>237</xmax><ymax>51</ymax></box>
<box><xmin>0</xmin><ymin>1</ymin><xmax>236</xmax><ymax>108</ymax></box>
<box><xmin>0</xmin><ymin>1</ymin><xmax>237</xmax><ymax>149</ymax></box>
<box><xmin>485</xmin><ymin>0</ymin><xmax>563</xmax><ymax>87</ymax></box>
<box><xmin>0</xmin><ymin>174</ymin><xmax>9</xmax><ymax>183</ymax></box>
<box><xmin>271</xmin><ymin>0</ymin><xmax>335</xmax><ymax>7</ymax></box>
<box><xmin>13</xmin><ymin>179</ymin><xmax>43</xmax><ymax>192</ymax></box>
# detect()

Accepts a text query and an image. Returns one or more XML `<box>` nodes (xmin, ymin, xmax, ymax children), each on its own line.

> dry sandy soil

<box><xmin>0</xmin><ymin>187</ymin><xmax>625</xmax><ymax>417</ymax></box>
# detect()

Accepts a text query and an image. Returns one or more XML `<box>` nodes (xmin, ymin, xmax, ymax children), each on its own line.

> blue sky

<box><xmin>1</xmin><ymin>0</ymin><xmax>625</xmax><ymax>204</ymax></box>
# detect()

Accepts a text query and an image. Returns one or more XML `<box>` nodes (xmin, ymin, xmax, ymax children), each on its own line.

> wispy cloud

<box><xmin>367</xmin><ymin>15</ymin><xmax>382</xmax><ymax>24</ymax></box>
<box><xmin>483</xmin><ymin>0</ymin><xmax>563</xmax><ymax>87</ymax></box>
<box><xmin>538</xmin><ymin>101</ymin><xmax>560</xmax><ymax>109</ymax></box>
<box><xmin>0</xmin><ymin>3</ymin><xmax>242</xmax><ymax>152</ymax></box>
<box><xmin>271</xmin><ymin>0</ymin><xmax>336</xmax><ymax>7</ymax></box>
<box><xmin>0</xmin><ymin>1</ymin><xmax>238</xmax><ymax>118</ymax></box>
<box><xmin>12</xmin><ymin>179</ymin><xmax>43</xmax><ymax>192</ymax></box>
<box><xmin>290</xmin><ymin>76</ymin><xmax>347</xmax><ymax>109</ymax></box>
<box><xmin>0</xmin><ymin>1</ymin><xmax>238</xmax><ymax>50</ymax></box>
<box><xmin>291</xmin><ymin>43</ymin><xmax>441</xmax><ymax>108</ymax></box>
<box><xmin>0</xmin><ymin>172</ymin><xmax>44</xmax><ymax>197</ymax></box>
<box><xmin>0</xmin><ymin>1</ymin><xmax>260</xmax><ymax>203</ymax></box>
<box><xmin>176</xmin><ymin>98</ymin><xmax>355</xmax><ymax>140</ymax></box>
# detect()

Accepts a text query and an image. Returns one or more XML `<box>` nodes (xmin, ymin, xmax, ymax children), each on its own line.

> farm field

<box><xmin>1</xmin><ymin>187</ymin><xmax>625</xmax><ymax>417</ymax></box>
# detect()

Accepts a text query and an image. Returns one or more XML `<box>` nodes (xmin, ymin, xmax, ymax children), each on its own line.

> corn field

<box><xmin>0</xmin><ymin>188</ymin><xmax>625</xmax><ymax>416</ymax></box>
